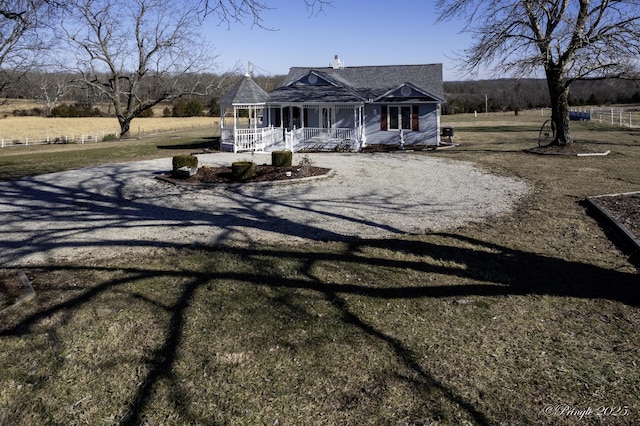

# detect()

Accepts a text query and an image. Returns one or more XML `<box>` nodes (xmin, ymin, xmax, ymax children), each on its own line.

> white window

<box><xmin>381</xmin><ymin>105</ymin><xmax>418</xmax><ymax>131</ymax></box>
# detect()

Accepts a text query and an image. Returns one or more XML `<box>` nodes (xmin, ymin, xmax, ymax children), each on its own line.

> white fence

<box><xmin>584</xmin><ymin>107</ymin><xmax>640</xmax><ymax>128</ymax></box>
<box><xmin>554</xmin><ymin>107</ymin><xmax>640</xmax><ymax>128</ymax></box>
<box><xmin>1</xmin><ymin>120</ymin><xmax>217</xmax><ymax>149</ymax></box>
<box><xmin>1</xmin><ymin>131</ymin><xmax>119</xmax><ymax>148</ymax></box>
<box><xmin>529</xmin><ymin>106</ymin><xmax>640</xmax><ymax>128</ymax></box>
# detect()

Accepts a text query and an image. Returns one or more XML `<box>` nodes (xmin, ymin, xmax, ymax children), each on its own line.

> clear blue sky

<box><xmin>202</xmin><ymin>0</ymin><xmax>479</xmax><ymax>81</ymax></box>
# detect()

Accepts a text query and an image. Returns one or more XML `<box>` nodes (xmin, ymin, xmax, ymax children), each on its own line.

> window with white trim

<box><xmin>380</xmin><ymin>105</ymin><xmax>419</xmax><ymax>131</ymax></box>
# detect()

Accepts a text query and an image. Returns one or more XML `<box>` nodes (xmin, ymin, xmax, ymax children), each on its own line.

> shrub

<box><xmin>138</xmin><ymin>108</ymin><xmax>154</xmax><ymax>118</ymax></box>
<box><xmin>231</xmin><ymin>161</ymin><xmax>256</xmax><ymax>181</ymax></box>
<box><xmin>172</xmin><ymin>100</ymin><xmax>188</xmax><ymax>117</ymax></box>
<box><xmin>102</xmin><ymin>133</ymin><xmax>118</xmax><ymax>142</ymax></box>
<box><xmin>12</xmin><ymin>108</ymin><xmax>43</xmax><ymax>117</ymax></box>
<box><xmin>298</xmin><ymin>155</ymin><xmax>313</xmax><ymax>175</ymax></box>
<box><xmin>51</xmin><ymin>103</ymin><xmax>102</xmax><ymax>117</ymax></box>
<box><xmin>272</xmin><ymin>150</ymin><xmax>292</xmax><ymax>167</ymax></box>
<box><xmin>185</xmin><ymin>99</ymin><xmax>204</xmax><ymax>117</ymax></box>
<box><xmin>172</xmin><ymin>155</ymin><xmax>198</xmax><ymax>174</ymax></box>
<box><xmin>173</xmin><ymin>99</ymin><xmax>205</xmax><ymax>117</ymax></box>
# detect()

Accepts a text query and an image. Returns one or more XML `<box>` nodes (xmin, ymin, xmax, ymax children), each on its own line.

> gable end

<box><xmin>373</xmin><ymin>83</ymin><xmax>446</xmax><ymax>103</ymax></box>
<box><xmin>289</xmin><ymin>71</ymin><xmax>337</xmax><ymax>87</ymax></box>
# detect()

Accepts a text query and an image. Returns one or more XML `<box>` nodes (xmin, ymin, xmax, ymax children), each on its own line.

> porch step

<box><xmin>220</xmin><ymin>140</ymin><xmax>289</xmax><ymax>153</ymax></box>
<box><xmin>220</xmin><ymin>141</ymin><xmax>234</xmax><ymax>152</ymax></box>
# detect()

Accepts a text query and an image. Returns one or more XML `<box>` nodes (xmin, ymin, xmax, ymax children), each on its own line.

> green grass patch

<box><xmin>0</xmin><ymin>128</ymin><xmax>218</xmax><ymax>181</ymax></box>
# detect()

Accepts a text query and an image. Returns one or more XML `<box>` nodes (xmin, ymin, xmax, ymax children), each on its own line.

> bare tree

<box><xmin>36</xmin><ymin>73</ymin><xmax>71</xmax><ymax>116</ymax></box>
<box><xmin>437</xmin><ymin>0</ymin><xmax>640</xmax><ymax>145</ymax></box>
<box><xmin>61</xmin><ymin>0</ymin><xmax>332</xmax><ymax>138</ymax></box>
<box><xmin>0</xmin><ymin>0</ymin><xmax>59</xmax><ymax>95</ymax></box>
<box><xmin>63</xmin><ymin>0</ymin><xmax>216</xmax><ymax>138</ymax></box>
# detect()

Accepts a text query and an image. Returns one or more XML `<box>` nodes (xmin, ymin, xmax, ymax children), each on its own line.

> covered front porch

<box><xmin>221</xmin><ymin>103</ymin><xmax>366</xmax><ymax>153</ymax></box>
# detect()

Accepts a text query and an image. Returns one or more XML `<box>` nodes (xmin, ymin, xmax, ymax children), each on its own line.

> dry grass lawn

<box><xmin>0</xmin><ymin>116</ymin><xmax>220</xmax><ymax>141</ymax></box>
<box><xmin>0</xmin><ymin>98</ymin><xmax>229</xmax><ymax>142</ymax></box>
<box><xmin>0</xmin><ymin>111</ymin><xmax>638</xmax><ymax>425</ymax></box>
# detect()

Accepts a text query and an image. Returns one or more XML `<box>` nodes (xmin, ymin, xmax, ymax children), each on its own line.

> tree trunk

<box><xmin>119</xmin><ymin>116</ymin><xmax>132</xmax><ymax>139</ymax></box>
<box><xmin>546</xmin><ymin>69</ymin><xmax>573</xmax><ymax>145</ymax></box>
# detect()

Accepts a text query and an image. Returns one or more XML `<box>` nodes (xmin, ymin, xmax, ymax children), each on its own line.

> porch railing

<box><xmin>221</xmin><ymin>126</ymin><xmax>282</xmax><ymax>152</ymax></box>
<box><xmin>301</xmin><ymin>127</ymin><xmax>355</xmax><ymax>142</ymax></box>
<box><xmin>222</xmin><ymin>126</ymin><xmax>361</xmax><ymax>152</ymax></box>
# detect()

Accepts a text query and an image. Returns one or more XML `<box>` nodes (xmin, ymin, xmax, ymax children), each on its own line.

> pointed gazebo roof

<box><xmin>219</xmin><ymin>74</ymin><xmax>269</xmax><ymax>108</ymax></box>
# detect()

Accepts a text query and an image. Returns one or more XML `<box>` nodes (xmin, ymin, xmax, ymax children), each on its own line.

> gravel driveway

<box><xmin>0</xmin><ymin>152</ymin><xmax>529</xmax><ymax>266</ymax></box>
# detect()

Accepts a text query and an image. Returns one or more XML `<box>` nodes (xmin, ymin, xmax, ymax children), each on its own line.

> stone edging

<box><xmin>156</xmin><ymin>169</ymin><xmax>335</xmax><ymax>188</ymax></box>
<box><xmin>585</xmin><ymin>192</ymin><xmax>640</xmax><ymax>252</ymax></box>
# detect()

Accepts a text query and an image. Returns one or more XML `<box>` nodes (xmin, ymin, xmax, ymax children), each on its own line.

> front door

<box><xmin>292</xmin><ymin>107</ymin><xmax>301</xmax><ymax>128</ymax></box>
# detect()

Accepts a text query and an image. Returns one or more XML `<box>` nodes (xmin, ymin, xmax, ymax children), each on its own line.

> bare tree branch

<box><xmin>0</xmin><ymin>0</ymin><xmax>61</xmax><ymax>94</ymax></box>
<box><xmin>197</xmin><ymin>0</ymin><xmax>332</xmax><ymax>27</ymax></box>
<box><xmin>437</xmin><ymin>0</ymin><xmax>640</xmax><ymax>145</ymax></box>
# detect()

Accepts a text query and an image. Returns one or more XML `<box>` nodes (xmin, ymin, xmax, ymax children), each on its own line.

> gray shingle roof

<box><xmin>282</xmin><ymin>64</ymin><xmax>444</xmax><ymax>101</ymax></box>
<box><xmin>219</xmin><ymin>74</ymin><xmax>269</xmax><ymax>106</ymax></box>
<box><xmin>268</xmin><ymin>70</ymin><xmax>367</xmax><ymax>104</ymax></box>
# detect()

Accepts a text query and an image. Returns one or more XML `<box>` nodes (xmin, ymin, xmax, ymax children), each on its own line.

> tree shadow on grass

<box><xmin>0</xmin><ymin>157</ymin><xmax>637</xmax><ymax>423</ymax></box>
<box><xmin>157</xmin><ymin>136</ymin><xmax>220</xmax><ymax>151</ymax></box>
<box><xmin>0</xmin><ymin>233</ymin><xmax>637</xmax><ymax>424</ymax></box>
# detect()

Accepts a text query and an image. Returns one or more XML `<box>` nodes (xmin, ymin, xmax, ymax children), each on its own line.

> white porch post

<box><xmin>353</xmin><ymin>106</ymin><xmax>357</xmax><ymax>140</ymax></box>
<box><xmin>254</xmin><ymin>106</ymin><xmax>258</xmax><ymax>131</ymax></box>
<box><xmin>233</xmin><ymin>106</ymin><xmax>238</xmax><ymax>131</ymax></box>
<box><xmin>436</xmin><ymin>104</ymin><xmax>441</xmax><ymax>146</ymax></box>
<box><xmin>233</xmin><ymin>106</ymin><xmax>238</xmax><ymax>153</ymax></box>
<box><xmin>331</xmin><ymin>106</ymin><xmax>336</xmax><ymax>138</ymax></box>
<box><xmin>254</xmin><ymin>106</ymin><xmax>259</xmax><ymax>151</ymax></box>
<box><xmin>360</xmin><ymin>105</ymin><xmax>367</xmax><ymax>147</ymax></box>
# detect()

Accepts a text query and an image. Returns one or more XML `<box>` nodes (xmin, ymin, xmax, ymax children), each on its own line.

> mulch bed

<box><xmin>588</xmin><ymin>193</ymin><xmax>640</xmax><ymax>246</ymax></box>
<box><xmin>163</xmin><ymin>165</ymin><xmax>331</xmax><ymax>184</ymax></box>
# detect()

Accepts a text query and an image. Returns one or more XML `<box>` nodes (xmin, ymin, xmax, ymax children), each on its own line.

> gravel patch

<box><xmin>0</xmin><ymin>152</ymin><xmax>529</xmax><ymax>266</ymax></box>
